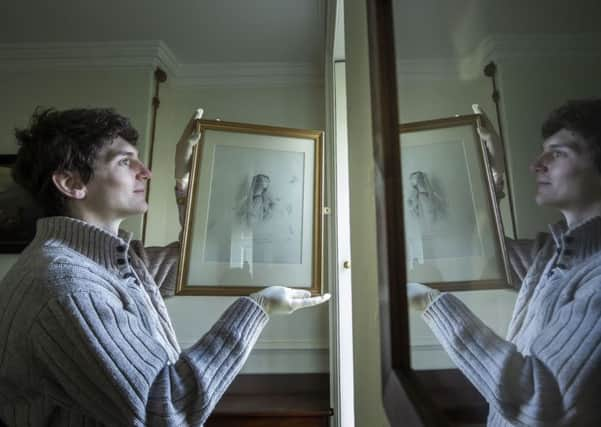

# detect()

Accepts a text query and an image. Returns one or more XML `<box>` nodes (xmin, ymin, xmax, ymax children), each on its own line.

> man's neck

<box><xmin>83</xmin><ymin>218</ymin><xmax>121</xmax><ymax>236</ymax></box>
<box><xmin>562</xmin><ymin>201</ymin><xmax>601</xmax><ymax>229</ymax></box>
<box><xmin>65</xmin><ymin>201</ymin><xmax>125</xmax><ymax>235</ymax></box>
<box><xmin>68</xmin><ymin>211</ymin><xmax>122</xmax><ymax>236</ymax></box>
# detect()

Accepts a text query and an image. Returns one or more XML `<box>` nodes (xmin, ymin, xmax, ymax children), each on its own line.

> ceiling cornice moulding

<box><xmin>0</xmin><ymin>40</ymin><xmax>323</xmax><ymax>87</ymax></box>
<box><xmin>0</xmin><ymin>41</ymin><xmax>165</xmax><ymax>71</ymax></box>
<box><xmin>396</xmin><ymin>33</ymin><xmax>601</xmax><ymax>81</ymax></box>
<box><xmin>481</xmin><ymin>33</ymin><xmax>601</xmax><ymax>61</ymax></box>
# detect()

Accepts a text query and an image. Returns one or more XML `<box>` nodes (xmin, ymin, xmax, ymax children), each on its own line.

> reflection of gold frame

<box><xmin>399</xmin><ymin>114</ymin><xmax>512</xmax><ymax>292</ymax></box>
<box><xmin>176</xmin><ymin>119</ymin><xmax>324</xmax><ymax>296</ymax></box>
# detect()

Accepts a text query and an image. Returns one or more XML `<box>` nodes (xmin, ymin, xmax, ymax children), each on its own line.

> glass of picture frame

<box><xmin>176</xmin><ymin>119</ymin><xmax>324</xmax><ymax>296</ymax></box>
<box><xmin>399</xmin><ymin>114</ymin><xmax>513</xmax><ymax>291</ymax></box>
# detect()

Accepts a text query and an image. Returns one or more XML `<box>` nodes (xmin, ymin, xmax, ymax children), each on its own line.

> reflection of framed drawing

<box><xmin>176</xmin><ymin>120</ymin><xmax>324</xmax><ymax>296</ymax></box>
<box><xmin>399</xmin><ymin>114</ymin><xmax>512</xmax><ymax>291</ymax></box>
<box><xmin>0</xmin><ymin>155</ymin><xmax>43</xmax><ymax>253</ymax></box>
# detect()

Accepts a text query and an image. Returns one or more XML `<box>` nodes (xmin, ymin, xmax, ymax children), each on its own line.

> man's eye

<box><xmin>551</xmin><ymin>151</ymin><xmax>565</xmax><ymax>158</ymax></box>
<box><xmin>120</xmin><ymin>158</ymin><xmax>131</xmax><ymax>166</ymax></box>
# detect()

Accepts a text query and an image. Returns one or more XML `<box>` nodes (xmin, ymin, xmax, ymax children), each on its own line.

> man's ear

<box><xmin>52</xmin><ymin>171</ymin><xmax>87</xmax><ymax>200</ymax></box>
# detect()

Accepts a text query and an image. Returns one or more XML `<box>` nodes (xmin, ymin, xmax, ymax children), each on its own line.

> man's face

<box><xmin>82</xmin><ymin>137</ymin><xmax>151</xmax><ymax>221</ymax></box>
<box><xmin>531</xmin><ymin>129</ymin><xmax>601</xmax><ymax>210</ymax></box>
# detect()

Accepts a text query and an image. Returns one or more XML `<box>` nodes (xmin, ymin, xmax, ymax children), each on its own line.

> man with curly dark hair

<box><xmin>12</xmin><ymin>108</ymin><xmax>142</xmax><ymax>217</ymax></box>
<box><xmin>409</xmin><ymin>99</ymin><xmax>601</xmax><ymax>426</ymax></box>
<box><xmin>0</xmin><ymin>107</ymin><xmax>329</xmax><ymax>426</ymax></box>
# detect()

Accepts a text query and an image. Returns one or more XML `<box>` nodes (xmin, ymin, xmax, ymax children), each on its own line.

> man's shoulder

<box><xmin>576</xmin><ymin>252</ymin><xmax>601</xmax><ymax>280</ymax></box>
<box><xmin>563</xmin><ymin>254</ymin><xmax>601</xmax><ymax>302</ymax></box>
<box><xmin>15</xmin><ymin>242</ymin><xmax>88</xmax><ymax>273</ymax></box>
<box><xmin>2</xmin><ymin>242</ymin><xmax>119</xmax><ymax>301</ymax></box>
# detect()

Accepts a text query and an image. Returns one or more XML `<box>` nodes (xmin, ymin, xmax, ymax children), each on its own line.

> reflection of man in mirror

<box><xmin>408</xmin><ymin>99</ymin><xmax>601</xmax><ymax>426</ymax></box>
<box><xmin>0</xmin><ymin>107</ymin><xmax>329</xmax><ymax>426</ymax></box>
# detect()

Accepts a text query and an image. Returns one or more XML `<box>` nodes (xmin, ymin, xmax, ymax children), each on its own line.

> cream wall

<box><xmin>144</xmin><ymin>82</ymin><xmax>329</xmax><ymax>373</ymax></box>
<box><xmin>397</xmin><ymin>77</ymin><xmax>491</xmax><ymax>122</ymax></box>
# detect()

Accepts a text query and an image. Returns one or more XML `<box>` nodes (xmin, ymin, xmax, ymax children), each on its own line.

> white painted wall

<box><xmin>144</xmin><ymin>82</ymin><xmax>329</xmax><ymax>373</ymax></box>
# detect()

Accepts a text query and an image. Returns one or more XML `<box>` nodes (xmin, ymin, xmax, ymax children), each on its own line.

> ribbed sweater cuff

<box><xmin>422</xmin><ymin>294</ymin><xmax>513</xmax><ymax>405</ymax></box>
<box><xmin>423</xmin><ymin>293</ymin><xmax>486</xmax><ymax>339</ymax></box>
<box><xmin>423</xmin><ymin>293</ymin><xmax>500</xmax><ymax>364</ymax></box>
<box><xmin>184</xmin><ymin>297</ymin><xmax>268</xmax><ymax>366</ymax></box>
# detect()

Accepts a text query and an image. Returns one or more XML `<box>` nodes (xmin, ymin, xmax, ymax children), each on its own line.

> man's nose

<box><xmin>138</xmin><ymin>162</ymin><xmax>152</xmax><ymax>180</ymax></box>
<box><xmin>530</xmin><ymin>153</ymin><xmax>548</xmax><ymax>174</ymax></box>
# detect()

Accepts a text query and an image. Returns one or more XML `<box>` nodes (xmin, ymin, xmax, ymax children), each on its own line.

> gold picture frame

<box><xmin>399</xmin><ymin>114</ymin><xmax>513</xmax><ymax>291</ymax></box>
<box><xmin>176</xmin><ymin>119</ymin><xmax>324</xmax><ymax>296</ymax></box>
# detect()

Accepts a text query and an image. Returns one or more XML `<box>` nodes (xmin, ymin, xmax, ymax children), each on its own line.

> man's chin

<box><xmin>535</xmin><ymin>195</ymin><xmax>560</xmax><ymax>208</ymax></box>
<box><xmin>126</xmin><ymin>203</ymin><xmax>148</xmax><ymax>215</ymax></box>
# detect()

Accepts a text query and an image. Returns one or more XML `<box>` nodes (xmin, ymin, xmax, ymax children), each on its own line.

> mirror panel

<box><xmin>390</xmin><ymin>0</ymin><xmax>601</xmax><ymax>371</ymax></box>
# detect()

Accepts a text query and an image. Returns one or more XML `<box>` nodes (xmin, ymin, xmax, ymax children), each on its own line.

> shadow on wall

<box><xmin>0</xmin><ymin>160</ymin><xmax>44</xmax><ymax>253</ymax></box>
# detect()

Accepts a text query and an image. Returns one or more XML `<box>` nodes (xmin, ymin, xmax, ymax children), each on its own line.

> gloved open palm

<box><xmin>251</xmin><ymin>286</ymin><xmax>331</xmax><ymax>315</ymax></box>
<box><xmin>407</xmin><ymin>282</ymin><xmax>440</xmax><ymax>311</ymax></box>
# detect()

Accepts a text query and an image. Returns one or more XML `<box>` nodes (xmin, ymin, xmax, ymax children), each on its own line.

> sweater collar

<box><xmin>33</xmin><ymin>216</ymin><xmax>134</xmax><ymax>273</ymax></box>
<box><xmin>548</xmin><ymin>215</ymin><xmax>601</xmax><ymax>261</ymax></box>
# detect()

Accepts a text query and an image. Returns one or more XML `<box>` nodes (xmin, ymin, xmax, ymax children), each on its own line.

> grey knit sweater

<box><xmin>424</xmin><ymin>216</ymin><xmax>601</xmax><ymax>426</ymax></box>
<box><xmin>0</xmin><ymin>216</ymin><xmax>268</xmax><ymax>426</ymax></box>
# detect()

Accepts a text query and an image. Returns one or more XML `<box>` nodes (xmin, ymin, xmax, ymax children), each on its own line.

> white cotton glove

<box><xmin>174</xmin><ymin>108</ymin><xmax>204</xmax><ymax>191</ymax></box>
<box><xmin>250</xmin><ymin>286</ymin><xmax>331</xmax><ymax>315</ymax></box>
<box><xmin>407</xmin><ymin>282</ymin><xmax>440</xmax><ymax>311</ymax></box>
<box><xmin>472</xmin><ymin>104</ymin><xmax>506</xmax><ymax>199</ymax></box>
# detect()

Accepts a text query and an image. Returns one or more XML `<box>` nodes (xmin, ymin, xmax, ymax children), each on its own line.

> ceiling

<box><xmin>1</xmin><ymin>0</ymin><xmax>599</xmax><ymax>66</ymax></box>
<box><xmin>393</xmin><ymin>0</ymin><xmax>601</xmax><ymax>59</ymax></box>
<box><xmin>0</xmin><ymin>0</ymin><xmax>326</xmax><ymax>64</ymax></box>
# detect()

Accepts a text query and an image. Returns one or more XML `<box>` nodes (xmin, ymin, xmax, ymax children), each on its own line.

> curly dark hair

<box><xmin>542</xmin><ymin>98</ymin><xmax>601</xmax><ymax>172</ymax></box>
<box><xmin>13</xmin><ymin>107</ymin><xmax>139</xmax><ymax>216</ymax></box>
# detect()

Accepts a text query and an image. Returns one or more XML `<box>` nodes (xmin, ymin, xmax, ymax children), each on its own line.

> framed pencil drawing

<box><xmin>0</xmin><ymin>155</ymin><xmax>43</xmax><ymax>253</ymax></box>
<box><xmin>176</xmin><ymin>119</ymin><xmax>324</xmax><ymax>296</ymax></box>
<box><xmin>399</xmin><ymin>114</ymin><xmax>512</xmax><ymax>291</ymax></box>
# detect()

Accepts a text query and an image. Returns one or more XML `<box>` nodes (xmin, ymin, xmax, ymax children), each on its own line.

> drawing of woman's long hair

<box><xmin>237</xmin><ymin>174</ymin><xmax>276</xmax><ymax>227</ymax></box>
<box><xmin>406</xmin><ymin>170</ymin><xmax>446</xmax><ymax>222</ymax></box>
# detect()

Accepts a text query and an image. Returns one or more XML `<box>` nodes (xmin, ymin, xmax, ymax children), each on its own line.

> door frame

<box><xmin>326</xmin><ymin>2</ymin><xmax>355</xmax><ymax>427</ymax></box>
